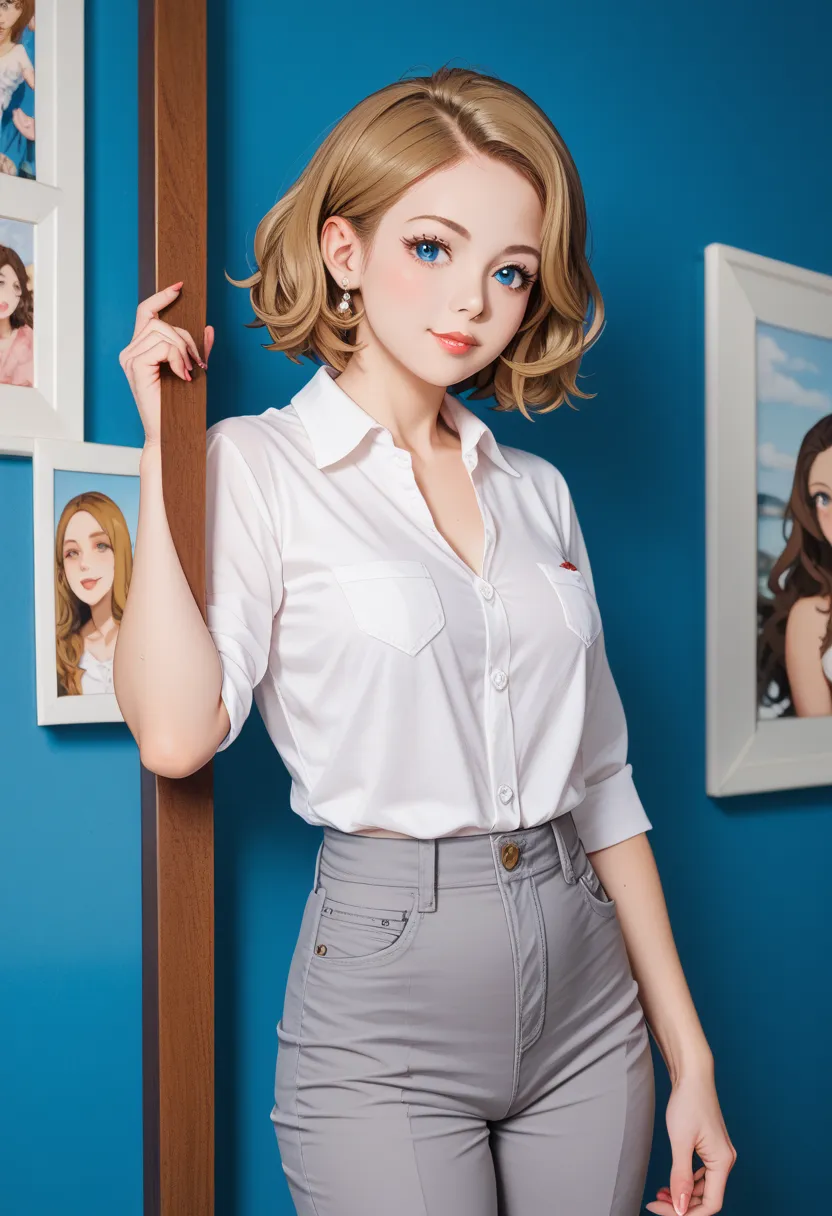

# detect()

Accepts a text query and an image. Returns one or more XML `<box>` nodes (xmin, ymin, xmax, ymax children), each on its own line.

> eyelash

<box><xmin>401</xmin><ymin>234</ymin><xmax>538</xmax><ymax>292</ymax></box>
<box><xmin>64</xmin><ymin>542</ymin><xmax>111</xmax><ymax>559</ymax></box>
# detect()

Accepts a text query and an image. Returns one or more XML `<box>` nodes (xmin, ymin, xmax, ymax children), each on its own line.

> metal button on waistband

<box><xmin>315</xmin><ymin>944</ymin><xmax>327</xmax><ymax>955</ymax></box>
<box><xmin>501</xmin><ymin>842</ymin><xmax>520</xmax><ymax>870</ymax></box>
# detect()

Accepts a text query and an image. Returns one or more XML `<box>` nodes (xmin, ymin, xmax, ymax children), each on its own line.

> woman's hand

<box><xmin>645</xmin><ymin>1069</ymin><xmax>737</xmax><ymax>1214</ymax></box>
<box><xmin>12</xmin><ymin>108</ymin><xmax>34</xmax><ymax>140</ymax></box>
<box><xmin>118</xmin><ymin>282</ymin><xmax>214</xmax><ymax>446</ymax></box>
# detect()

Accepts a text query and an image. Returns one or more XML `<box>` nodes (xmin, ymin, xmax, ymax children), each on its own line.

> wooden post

<box><xmin>138</xmin><ymin>1</ymin><xmax>213</xmax><ymax>1212</ymax></box>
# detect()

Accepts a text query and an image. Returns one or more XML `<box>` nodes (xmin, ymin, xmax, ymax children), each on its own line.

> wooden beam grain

<box><xmin>138</xmin><ymin>0</ymin><xmax>213</xmax><ymax>1211</ymax></box>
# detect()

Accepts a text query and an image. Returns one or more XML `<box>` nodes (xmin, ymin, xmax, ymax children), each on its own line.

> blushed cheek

<box><xmin>385</xmin><ymin>260</ymin><xmax>430</xmax><ymax>304</ymax></box>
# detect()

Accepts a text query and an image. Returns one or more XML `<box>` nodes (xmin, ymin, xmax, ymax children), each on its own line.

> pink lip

<box><xmin>431</xmin><ymin>331</ymin><xmax>479</xmax><ymax>355</ymax></box>
<box><xmin>81</xmin><ymin>578</ymin><xmax>99</xmax><ymax>590</ymax></box>
<box><xmin>0</xmin><ymin>304</ymin><xmax>7</xmax><ymax>313</ymax></box>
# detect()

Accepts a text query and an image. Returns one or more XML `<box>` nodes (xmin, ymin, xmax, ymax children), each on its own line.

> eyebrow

<box><xmin>405</xmin><ymin>214</ymin><xmax>540</xmax><ymax>259</ymax></box>
<box><xmin>64</xmin><ymin>530</ymin><xmax>109</xmax><ymax>545</ymax></box>
<box><xmin>810</xmin><ymin>483</ymin><xmax>831</xmax><ymax>491</ymax></box>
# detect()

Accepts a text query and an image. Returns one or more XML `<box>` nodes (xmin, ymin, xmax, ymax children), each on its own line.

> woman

<box><xmin>55</xmin><ymin>491</ymin><xmax>133</xmax><ymax>696</ymax></box>
<box><xmin>758</xmin><ymin>412</ymin><xmax>832</xmax><ymax>717</ymax></box>
<box><xmin>0</xmin><ymin>243</ymin><xmax>33</xmax><ymax>386</ymax></box>
<box><xmin>114</xmin><ymin>66</ymin><xmax>735</xmax><ymax>1216</ymax></box>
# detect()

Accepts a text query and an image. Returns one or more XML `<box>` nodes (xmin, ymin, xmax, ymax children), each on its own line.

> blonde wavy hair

<box><xmin>227</xmin><ymin>64</ymin><xmax>605</xmax><ymax>418</ymax></box>
<box><xmin>54</xmin><ymin>492</ymin><xmax>133</xmax><ymax>696</ymax></box>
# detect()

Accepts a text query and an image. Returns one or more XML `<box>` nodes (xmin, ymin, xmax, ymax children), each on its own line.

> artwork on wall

<box><xmin>706</xmin><ymin>243</ymin><xmax>832</xmax><ymax>795</ymax></box>
<box><xmin>0</xmin><ymin>0</ymin><xmax>84</xmax><ymax>456</ymax></box>
<box><xmin>33</xmin><ymin>437</ymin><xmax>140</xmax><ymax>725</ymax></box>
<box><xmin>0</xmin><ymin>0</ymin><xmax>36</xmax><ymax>180</ymax></box>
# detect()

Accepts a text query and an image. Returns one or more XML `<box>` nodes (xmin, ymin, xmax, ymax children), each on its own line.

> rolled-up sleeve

<box><xmin>205</xmin><ymin>428</ymin><xmax>283</xmax><ymax>754</ymax></box>
<box><xmin>566</xmin><ymin>491</ymin><xmax>652</xmax><ymax>853</ymax></box>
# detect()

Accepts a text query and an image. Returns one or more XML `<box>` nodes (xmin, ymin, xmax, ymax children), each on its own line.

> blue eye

<box><xmin>411</xmin><ymin>239</ymin><xmax>446</xmax><ymax>264</ymax></box>
<box><xmin>494</xmin><ymin>266</ymin><xmax>528</xmax><ymax>290</ymax></box>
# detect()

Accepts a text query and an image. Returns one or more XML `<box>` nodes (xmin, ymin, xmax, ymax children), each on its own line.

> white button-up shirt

<box><xmin>205</xmin><ymin>364</ymin><xmax>652</xmax><ymax>851</ymax></box>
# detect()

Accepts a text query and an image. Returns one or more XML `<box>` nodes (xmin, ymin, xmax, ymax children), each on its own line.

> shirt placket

<box><xmin>385</xmin><ymin>436</ymin><xmax>521</xmax><ymax>830</ymax></box>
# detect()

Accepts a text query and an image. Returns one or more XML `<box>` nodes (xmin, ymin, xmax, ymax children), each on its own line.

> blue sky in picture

<box><xmin>0</xmin><ymin>216</ymin><xmax>33</xmax><ymax>263</ymax></box>
<box><xmin>757</xmin><ymin>321</ymin><xmax>832</xmax><ymax>565</ymax></box>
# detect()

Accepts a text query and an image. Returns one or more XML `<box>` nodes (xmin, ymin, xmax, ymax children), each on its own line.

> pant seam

<box><xmin>294</xmin><ymin>898</ymin><xmax>323</xmax><ymax>1216</ymax></box>
<box><xmin>520</xmin><ymin>875</ymin><xmax>548</xmax><ymax>1054</ymax></box>
<box><xmin>491</xmin><ymin>841</ymin><xmax>522</xmax><ymax>1120</ymax></box>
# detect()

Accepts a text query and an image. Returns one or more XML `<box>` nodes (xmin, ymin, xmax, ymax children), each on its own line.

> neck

<box><xmin>333</xmin><ymin>324</ymin><xmax>458</xmax><ymax>459</ymax></box>
<box><xmin>88</xmin><ymin>594</ymin><xmax>115</xmax><ymax>637</ymax></box>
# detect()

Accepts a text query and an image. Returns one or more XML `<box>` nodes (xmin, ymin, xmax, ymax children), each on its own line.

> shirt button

<box><xmin>498</xmin><ymin>785</ymin><xmax>514</xmax><ymax>803</ymax></box>
<box><xmin>394</xmin><ymin>451</ymin><xmax>410</xmax><ymax>465</ymax></box>
<box><xmin>478</xmin><ymin>581</ymin><xmax>494</xmax><ymax>600</ymax></box>
<box><xmin>491</xmin><ymin>669</ymin><xmax>508</xmax><ymax>690</ymax></box>
<box><xmin>463</xmin><ymin>453</ymin><xmax>475</xmax><ymax>467</ymax></box>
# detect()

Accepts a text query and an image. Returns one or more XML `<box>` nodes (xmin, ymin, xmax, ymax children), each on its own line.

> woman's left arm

<box><xmin>590</xmin><ymin>831</ymin><xmax>738</xmax><ymax>1215</ymax></box>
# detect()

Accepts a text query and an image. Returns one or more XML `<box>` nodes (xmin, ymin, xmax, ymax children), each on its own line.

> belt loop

<box><xmin>312</xmin><ymin>836</ymin><xmax>324</xmax><ymax>893</ymax></box>
<box><xmin>551</xmin><ymin>813</ymin><xmax>577</xmax><ymax>885</ymax></box>
<box><xmin>417</xmin><ymin>838</ymin><xmax>437</xmax><ymax>912</ymax></box>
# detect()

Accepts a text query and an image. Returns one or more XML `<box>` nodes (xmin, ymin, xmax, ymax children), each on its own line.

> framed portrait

<box><xmin>706</xmin><ymin>243</ymin><xmax>832</xmax><ymax>795</ymax></box>
<box><xmin>0</xmin><ymin>0</ymin><xmax>84</xmax><ymax>457</ymax></box>
<box><xmin>33</xmin><ymin>436</ymin><xmax>140</xmax><ymax>725</ymax></box>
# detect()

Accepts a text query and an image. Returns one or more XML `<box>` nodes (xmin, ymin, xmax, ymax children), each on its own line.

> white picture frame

<box><xmin>33</xmin><ymin>436</ymin><xmax>140</xmax><ymax>725</ymax></box>
<box><xmin>706</xmin><ymin>243</ymin><xmax>832</xmax><ymax>795</ymax></box>
<box><xmin>0</xmin><ymin>0</ymin><xmax>85</xmax><ymax>457</ymax></box>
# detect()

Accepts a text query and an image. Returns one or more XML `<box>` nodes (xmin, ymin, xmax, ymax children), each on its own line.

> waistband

<box><xmin>313</xmin><ymin>812</ymin><xmax>584</xmax><ymax>913</ymax></box>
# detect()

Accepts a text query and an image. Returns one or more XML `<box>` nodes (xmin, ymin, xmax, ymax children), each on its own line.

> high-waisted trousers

<box><xmin>272</xmin><ymin>811</ymin><xmax>655</xmax><ymax>1215</ymax></box>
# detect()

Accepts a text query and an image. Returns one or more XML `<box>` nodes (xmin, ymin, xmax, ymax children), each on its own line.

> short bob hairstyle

<box><xmin>228</xmin><ymin>64</ymin><xmax>604</xmax><ymax>419</ymax></box>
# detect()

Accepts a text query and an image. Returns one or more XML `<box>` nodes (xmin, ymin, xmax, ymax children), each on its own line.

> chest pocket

<box><xmin>537</xmin><ymin>561</ymin><xmax>602</xmax><ymax>647</ymax></box>
<box><xmin>332</xmin><ymin>559</ymin><xmax>445</xmax><ymax>655</ymax></box>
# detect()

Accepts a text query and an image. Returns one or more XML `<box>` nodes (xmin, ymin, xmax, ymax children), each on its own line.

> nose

<box><xmin>449</xmin><ymin>275</ymin><xmax>485</xmax><ymax>320</ymax></box>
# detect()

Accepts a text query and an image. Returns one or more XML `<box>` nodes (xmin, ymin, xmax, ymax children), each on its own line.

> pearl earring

<box><xmin>338</xmin><ymin>277</ymin><xmax>353</xmax><ymax>316</ymax></box>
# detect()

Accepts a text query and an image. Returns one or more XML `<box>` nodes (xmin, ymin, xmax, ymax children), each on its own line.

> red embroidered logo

<box><xmin>559</xmin><ymin>561</ymin><xmax>578</xmax><ymax>571</ymax></box>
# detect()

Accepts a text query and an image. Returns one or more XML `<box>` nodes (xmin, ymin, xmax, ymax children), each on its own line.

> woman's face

<box><xmin>61</xmin><ymin>510</ymin><xmax>115</xmax><ymax>607</ymax></box>
<box><xmin>0</xmin><ymin>3</ymin><xmax>23</xmax><ymax>35</ymax></box>
<box><xmin>0</xmin><ymin>262</ymin><xmax>22</xmax><ymax>321</ymax></box>
<box><xmin>340</xmin><ymin>152</ymin><xmax>544</xmax><ymax>386</ymax></box>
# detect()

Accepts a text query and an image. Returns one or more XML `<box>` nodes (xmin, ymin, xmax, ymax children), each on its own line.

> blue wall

<box><xmin>2</xmin><ymin>1</ymin><xmax>830</xmax><ymax>1212</ymax></box>
<box><xmin>0</xmin><ymin>1</ymin><xmax>145</xmax><ymax>1212</ymax></box>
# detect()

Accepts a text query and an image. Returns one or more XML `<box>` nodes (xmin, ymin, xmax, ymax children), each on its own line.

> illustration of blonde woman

<box><xmin>55</xmin><ymin>491</ymin><xmax>133</xmax><ymax>696</ymax></box>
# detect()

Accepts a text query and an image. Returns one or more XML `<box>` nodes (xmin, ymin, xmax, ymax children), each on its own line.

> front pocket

<box><xmin>578</xmin><ymin>860</ymin><xmax>618</xmax><ymax>919</ymax></box>
<box><xmin>537</xmin><ymin>561</ymin><xmax>602</xmax><ymax>647</ymax></box>
<box><xmin>332</xmin><ymin>559</ymin><xmax>445</xmax><ymax>655</ymax></box>
<box><xmin>310</xmin><ymin>882</ymin><xmax>423</xmax><ymax>968</ymax></box>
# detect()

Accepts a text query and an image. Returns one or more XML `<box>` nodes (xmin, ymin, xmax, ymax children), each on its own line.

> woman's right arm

<box><xmin>113</xmin><ymin>283</ymin><xmax>228</xmax><ymax>777</ymax></box>
<box><xmin>115</xmin><ymin>440</ymin><xmax>230</xmax><ymax>776</ymax></box>
<box><xmin>784</xmin><ymin>596</ymin><xmax>832</xmax><ymax>717</ymax></box>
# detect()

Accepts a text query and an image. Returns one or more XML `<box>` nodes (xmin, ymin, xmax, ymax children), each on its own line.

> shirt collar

<box><xmin>290</xmin><ymin>364</ymin><xmax>522</xmax><ymax>478</ymax></box>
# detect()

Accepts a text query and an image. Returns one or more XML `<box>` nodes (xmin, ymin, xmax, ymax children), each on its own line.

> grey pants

<box><xmin>272</xmin><ymin>812</ymin><xmax>655</xmax><ymax>1215</ymax></box>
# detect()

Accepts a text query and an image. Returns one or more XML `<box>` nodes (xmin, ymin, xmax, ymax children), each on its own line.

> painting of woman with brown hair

<box><xmin>758</xmin><ymin>413</ymin><xmax>832</xmax><ymax>717</ymax></box>
<box><xmin>54</xmin><ymin>491</ymin><xmax>133</xmax><ymax>696</ymax></box>
<box><xmin>0</xmin><ymin>241</ymin><xmax>33</xmax><ymax>385</ymax></box>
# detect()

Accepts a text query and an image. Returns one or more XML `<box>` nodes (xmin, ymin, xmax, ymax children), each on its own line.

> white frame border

<box><xmin>0</xmin><ymin>0</ymin><xmax>85</xmax><ymax>457</ymax></box>
<box><xmin>705</xmin><ymin>242</ymin><xmax>832</xmax><ymax>795</ymax></box>
<box><xmin>33</xmin><ymin>436</ymin><xmax>140</xmax><ymax>725</ymax></box>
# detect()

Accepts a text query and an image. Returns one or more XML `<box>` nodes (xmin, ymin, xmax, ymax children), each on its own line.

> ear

<box><xmin>320</xmin><ymin>214</ymin><xmax>363</xmax><ymax>292</ymax></box>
